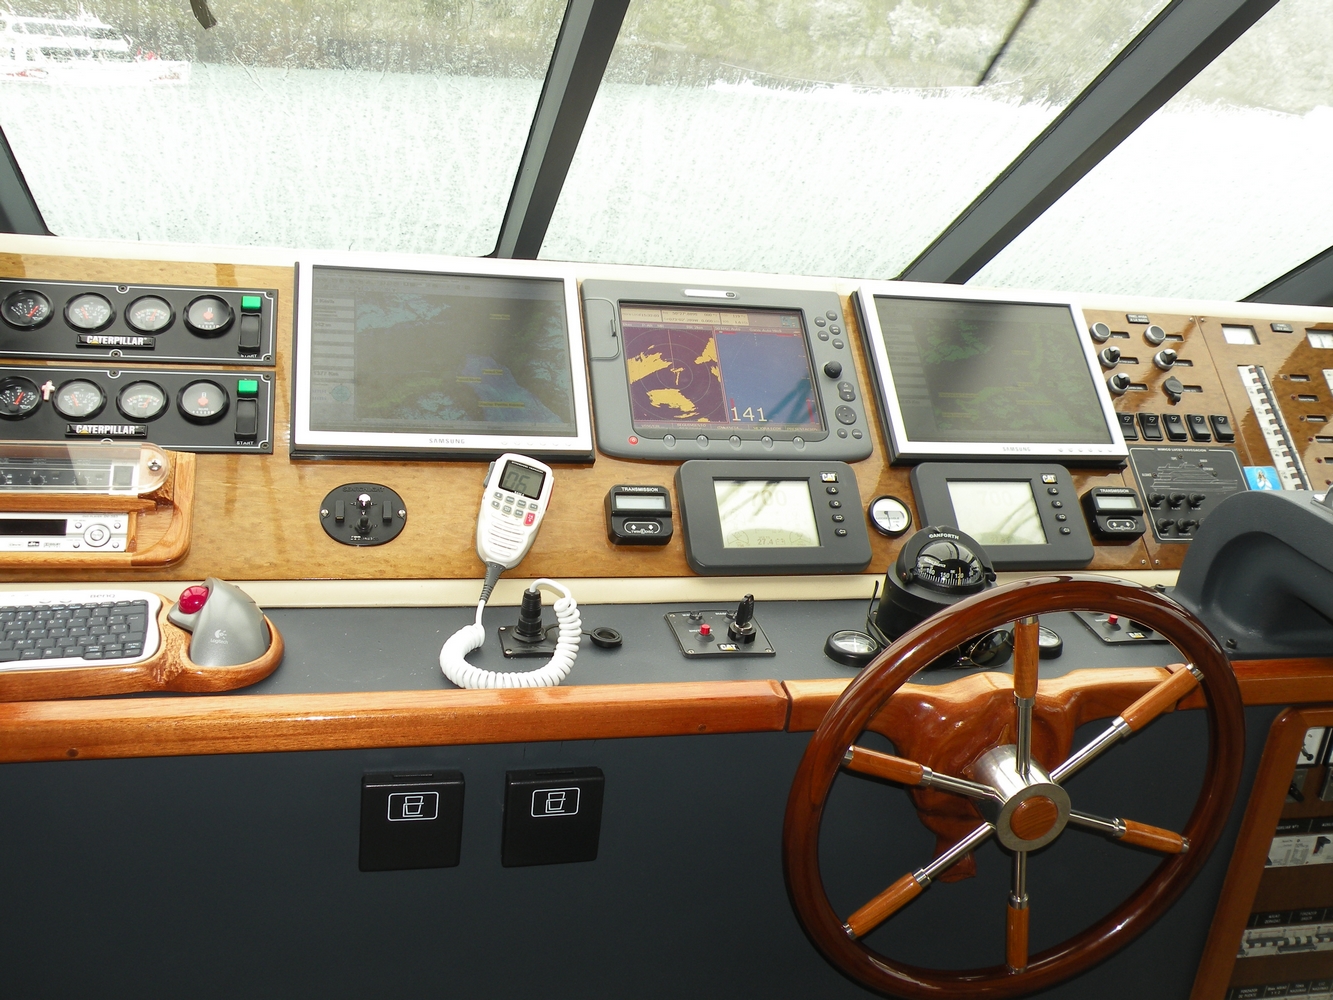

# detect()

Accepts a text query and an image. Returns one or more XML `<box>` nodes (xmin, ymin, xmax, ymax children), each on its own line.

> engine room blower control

<box><xmin>667</xmin><ymin>593</ymin><xmax>775</xmax><ymax>657</ymax></box>
<box><xmin>319</xmin><ymin>483</ymin><xmax>407</xmax><ymax>546</ymax></box>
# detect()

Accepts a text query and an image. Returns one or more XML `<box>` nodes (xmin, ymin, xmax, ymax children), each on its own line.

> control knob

<box><xmin>1089</xmin><ymin>322</ymin><xmax>1112</xmax><ymax>343</ymax></box>
<box><xmin>1157</xmin><ymin>518</ymin><xmax>1176</xmax><ymax>533</ymax></box>
<box><xmin>1147</xmin><ymin>492</ymin><xmax>1165</xmax><ymax>508</ymax></box>
<box><xmin>1175</xmin><ymin>518</ymin><xmax>1199</xmax><ymax>534</ymax></box>
<box><xmin>1153</xmin><ymin>348</ymin><xmax>1178</xmax><ymax>370</ymax></box>
<box><xmin>1163</xmin><ymin>376</ymin><xmax>1185</xmax><ymax>403</ymax></box>
<box><xmin>1168</xmin><ymin>492</ymin><xmax>1187</xmax><ymax>509</ymax></box>
<box><xmin>1188</xmin><ymin>493</ymin><xmax>1206</xmax><ymax>508</ymax></box>
<box><xmin>823</xmin><ymin>361</ymin><xmax>843</xmax><ymax>379</ymax></box>
<box><xmin>1098</xmin><ymin>346</ymin><xmax>1121</xmax><ymax>368</ymax></box>
<box><xmin>356</xmin><ymin>492</ymin><xmax>372</xmax><ymax>532</ymax></box>
<box><xmin>1144</xmin><ymin>325</ymin><xmax>1167</xmax><ymax>346</ymax></box>
<box><xmin>1107</xmin><ymin>373</ymin><xmax>1132</xmax><ymax>395</ymax></box>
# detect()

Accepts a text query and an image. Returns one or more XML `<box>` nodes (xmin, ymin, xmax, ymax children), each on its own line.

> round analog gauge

<box><xmin>64</xmin><ymin>293</ymin><xmax>114</xmax><ymax>332</ymax></box>
<box><xmin>117</xmin><ymin>381</ymin><xmax>168</xmax><ymax>421</ymax></box>
<box><xmin>178</xmin><ymin>380</ymin><xmax>229</xmax><ymax>423</ymax></box>
<box><xmin>125</xmin><ymin>296</ymin><xmax>174</xmax><ymax>333</ymax></box>
<box><xmin>823</xmin><ymin>629</ymin><xmax>881</xmax><ymax>669</ymax></box>
<box><xmin>0</xmin><ymin>376</ymin><xmax>42</xmax><ymax>419</ymax></box>
<box><xmin>868</xmin><ymin>495</ymin><xmax>912</xmax><ymax>537</ymax></box>
<box><xmin>184</xmin><ymin>295</ymin><xmax>233</xmax><ymax>336</ymax></box>
<box><xmin>53</xmin><ymin>379</ymin><xmax>106</xmax><ymax>420</ymax></box>
<box><xmin>3</xmin><ymin>289</ymin><xmax>53</xmax><ymax>330</ymax></box>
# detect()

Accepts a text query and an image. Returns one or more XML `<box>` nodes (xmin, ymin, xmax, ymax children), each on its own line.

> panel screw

<box><xmin>398</xmin><ymin>509</ymin><xmax>406</xmax><ymax>517</ymax></box>
<box><xmin>320</xmin><ymin>508</ymin><xmax>328</xmax><ymax>517</ymax></box>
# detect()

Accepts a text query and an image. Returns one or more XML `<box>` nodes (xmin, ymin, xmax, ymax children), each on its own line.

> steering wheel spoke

<box><xmin>845</xmin><ymin>822</ymin><xmax>995</xmax><ymax>939</ymax></box>
<box><xmin>1067</xmin><ymin>808</ymin><xmax>1191</xmax><ymax>854</ymax></box>
<box><xmin>1007</xmin><ymin>851</ymin><xmax>1029</xmax><ymax>972</ymax></box>
<box><xmin>1050</xmin><ymin>664</ymin><xmax>1202</xmax><ymax>784</ymax></box>
<box><xmin>1012</xmin><ymin>617</ymin><xmax>1039</xmax><ymax>779</ymax></box>
<box><xmin>843</xmin><ymin>745</ymin><xmax>1000</xmax><ymax>802</ymax></box>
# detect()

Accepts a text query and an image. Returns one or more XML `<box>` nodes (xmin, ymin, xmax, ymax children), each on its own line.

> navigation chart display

<box><xmin>856</xmin><ymin>284</ymin><xmax>1124</xmax><ymax>463</ymax></box>
<box><xmin>292</xmin><ymin>260</ymin><xmax>591</xmax><ymax>458</ymax></box>
<box><xmin>619</xmin><ymin>305</ymin><xmax>821</xmax><ymax>433</ymax></box>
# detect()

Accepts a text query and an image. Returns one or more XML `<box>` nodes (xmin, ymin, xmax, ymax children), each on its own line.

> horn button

<box><xmin>973</xmin><ymin>745</ymin><xmax>1071</xmax><ymax>851</ymax></box>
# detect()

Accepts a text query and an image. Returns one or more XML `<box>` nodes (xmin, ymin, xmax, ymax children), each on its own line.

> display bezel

<box><xmin>292</xmin><ymin>253</ymin><xmax>592</xmax><ymax>460</ymax></box>
<box><xmin>674</xmin><ymin>460</ymin><xmax>872</xmax><ymax>575</ymax></box>
<box><xmin>855</xmin><ymin>281</ymin><xmax>1127</xmax><ymax>464</ymax></box>
<box><xmin>581</xmin><ymin>279</ymin><xmax>872</xmax><ymax>463</ymax></box>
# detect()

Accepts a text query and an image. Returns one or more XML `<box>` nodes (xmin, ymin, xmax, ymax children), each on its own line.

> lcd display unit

<box><xmin>292</xmin><ymin>256</ymin><xmax>591</xmax><ymax>459</ymax></box>
<box><xmin>854</xmin><ymin>282</ymin><xmax>1125</xmax><ymax>464</ymax></box>
<box><xmin>581</xmin><ymin>280</ymin><xmax>871</xmax><ymax>462</ymax></box>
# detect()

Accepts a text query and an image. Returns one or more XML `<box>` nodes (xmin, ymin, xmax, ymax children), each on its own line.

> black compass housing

<box><xmin>875</xmin><ymin>525</ymin><xmax>997</xmax><ymax>643</ymax></box>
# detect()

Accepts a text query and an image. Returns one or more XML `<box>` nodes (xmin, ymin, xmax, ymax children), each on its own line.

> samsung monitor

<box><xmin>855</xmin><ymin>283</ymin><xmax>1126</xmax><ymax>464</ymax></box>
<box><xmin>292</xmin><ymin>256</ymin><xmax>591</xmax><ymax>459</ymax></box>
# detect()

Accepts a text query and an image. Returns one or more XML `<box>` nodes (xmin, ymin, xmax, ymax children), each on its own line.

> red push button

<box><xmin>524</xmin><ymin>512</ymin><xmax>535</xmax><ymax>526</ymax></box>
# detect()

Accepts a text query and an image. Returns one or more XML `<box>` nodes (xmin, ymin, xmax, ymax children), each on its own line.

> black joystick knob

<box><xmin>1188</xmin><ymin>493</ymin><xmax>1206</xmax><ymax>508</ymax></box>
<box><xmin>1163</xmin><ymin>376</ymin><xmax>1184</xmax><ymax>403</ymax></box>
<box><xmin>1098</xmin><ymin>346</ymin><xmax>1121</xmax><ymax>368</ymax></box>
<box><xmin>513</xmin><ymin>586</ymin><xmax>546</xmax><ymax>643</ymax></box>
<box><xmin>823</xmin><ymin>361</ymin><xmax>843</xmax><ymax>379</ymax></box>
<box><xmin>1157</xmin><ymin>518</ymin><xmax>1176</xmax><ymax>533</ymax></box>
<box><xmin>1176</xmin><ymin>518</ymin><xmax>1199</xmax><ymax>534</ymax></box>
<box><xmin>1168</xmin><ymin>492</ymin><xmax>1187</xmax><ymax>509</ymax></box>
<box><xmin>1148</xmin><ymin>492</ymin><xmax>1165</xmax><ymax>508</ymax></box>
<box><xmin>728</xmin><ymin>593</ymin><xmax>757</xmax><ymax>643</ymax></box>
<box><xmin>1107</xmin><ymin>373</ymin><xmax>1132</xmax><ymax>395</ymax></box>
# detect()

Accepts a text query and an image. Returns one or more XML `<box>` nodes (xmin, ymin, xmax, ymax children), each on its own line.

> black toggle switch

<box><xmin>1157</xmin><ymin>518</ymin><xmax>1176</xmax><ymax>533</ymax></box>
<box><xmin>233</xmin><ymin>398</ymin><xmax>258</xmax><ymax>439</ymax></box>
<box><xmin>1186</xmin><ymin>413</ymin><xmax>1212</xmax><ymax>442</ymax></box>
<box><xmin>1148</xmin><ymin>492</ymin><xmax>1165</xmax><ymax>508</ymax></box>
<box><xmin>1163</xmin><ymin>412</ymin><xmax>1189</xmax><ymax>441</ymax></box>
<box><xmin>335</xmin><ymin>500</ymin><xmax>345</xmax><ymax>522</ymax></box>
<box><xmin>728</xmin><ymin>593</ymin><xmax>758</xmax><ymax>643</ymax></box>
<box><xmin>823</xmin><ymin>361</ymin><xmax>843</xmax><ymax>379</ymax></box>
<box><xmin>1176</xmin><ymin>518</ymin><xmax>1199</xmax><ymax>534</ymax></box>
<box><xmin>1209</xmin><ymin>414</ymin><xmax>1235</xmax><ymax>442</ymax></box>
<box><xmin>1138</xmin><ymin>412</ymin><xmax>1163</xmax><ymax>440</ymax></box>
<box><xmin>1168</xmin><ymin>493</ymin><xmax>1186</xmax><ymax>509</ymax></box>
<box><xmin>1188</xmin><ymin>493</ymin><xmax>1206</xmax><ymax>509</ymax></box>
<box><xmin>1117</xmin><ymin>412</ymin><xmax>1138</xmax><ymax>441</ymax></box>
<box><xmin>237</xmin><ymin>314</ymin><xmax>262</xmax><ymax>354</ymax></box>
<box><xmin>382</xmin><ymin>501</ymin><xmax>394</xmax><ymax>522</ymax></box>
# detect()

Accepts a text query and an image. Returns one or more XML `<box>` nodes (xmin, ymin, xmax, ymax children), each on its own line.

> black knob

<box><xmin>1168</xmin><ymin>492</ymin><xmax>1186</xmax><ymax>509</ymax></box>
<box><xmin>1153</xmin><ymin>348</ymin><xmax>1178</xmax><ymax>370</ymax></box>
<box><xmin>1099</xmin><ymin>346</ymin><xmax>1121</xmax><ymax>368</ymax></box>
<box><xmin>1188</xmin><ymin>493</ymin><xmax>1206</xmax><ymax>508</ymax></box>
<box><xmin>728</xmin><ymin>593</ymin><xmax>757</xmax><ymax>643</ymax></box>
<box><xmin>1148</xmin><ymin>492</ymin><xmax>1165</xmax><ymax>508</ymax></box>
<box><xmin>1176</xmin><ymin>518</ymin><xmax>1199</xmax><ymax>534</ymax></box>
<box><xmin>1157</xmin><ymin>518</ymin><xmax>1176</xmax><ymax>533</ymax></box>
<box><xmin>357</xmin><ymin>512</ymin><xmax>370</xmax><ymax>532</ymax></box>
<box><xmin>823</xmin><ymin>361</ymin><xmax>843</xmax><ymax>379</ymax></box>
<box><xmin>1107</xmin><ymin>373</ymin><xmax>1132</xmax><ymax>395</ymax></box>
<box><xmin>1163</xmin><ymin>376</ymin><xmax>1184</xmax><ymax>403</ymax></box>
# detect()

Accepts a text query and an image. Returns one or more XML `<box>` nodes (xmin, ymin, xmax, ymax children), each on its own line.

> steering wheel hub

<box><xmin>973</xmin><ymin>744</ymin><xmax>1071</xmax><ymax>850</ymax></box>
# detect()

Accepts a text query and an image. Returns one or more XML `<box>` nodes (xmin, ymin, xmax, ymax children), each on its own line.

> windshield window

<box><xmin>0</xmin><ymin>1</ymin><xmax>565</xmax><ymax>255</ymax></box>
<box><xmin>972</xmin><ymin>0</ymin><xmax>1333</xmax><ymax>300</ymax></box>
<box><xmin>540</xmin><ymin>0</ymin><xmax>1169</xmax><ymax>278</ymax></box>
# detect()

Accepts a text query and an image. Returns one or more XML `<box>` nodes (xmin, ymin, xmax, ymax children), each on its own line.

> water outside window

<box><xmin>972</xmin><ymin>0</ymin><xmax>1333</xmax><ymax>301</ymax></box>
<box><xmin>0</xmin><ymin>0</ymin><xmax>565</xmax><ymax>254</ymax></box>
<box><xmin>540</xmin><ymin>0</ymin><xmax>1170</xmax><ymax>279</ymax></box>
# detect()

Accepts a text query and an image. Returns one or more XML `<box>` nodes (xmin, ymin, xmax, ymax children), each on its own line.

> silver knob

<box><xmin>1153</xmin><ymin>348</ymin><xmax>1177</xmax><ymax>370</ymax></box>
<box><xmin>1144</xmin><ymin>325</ymin><xmax>1167</xmax><ymax>346</ymax></box>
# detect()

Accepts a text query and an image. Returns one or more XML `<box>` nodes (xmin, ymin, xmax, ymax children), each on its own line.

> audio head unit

<box><xmin>292</xmin><ymin>255</ymin><xmax>592</xmax><ymax>460</ymax></box>
<box><xmin>854</xmin><ymin>282</ymin><xmax>1127</xmax><ymax>465</ymax></box>
<box><xmin>581</xmin><ymin>280</ymin><xmax>871</xmax><ymax>462</ymax></box>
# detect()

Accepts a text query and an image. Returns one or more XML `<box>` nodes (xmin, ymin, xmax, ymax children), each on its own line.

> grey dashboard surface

<box><xmin>222</xmin><ymin>601</ymin><xmax>1184</xmax><ymax>696</ymax></box>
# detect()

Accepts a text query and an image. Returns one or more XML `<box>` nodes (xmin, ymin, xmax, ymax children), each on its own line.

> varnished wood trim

<box><xmin>0</xmin><ymin>679</ymin><xmax>790</xmax><ymax>762</ymax></box>
<box><xmin>1188</xmin><ymin>706</ymin><xmax>1333</xmax><ymax>1000</ymax></box>
<box><xmin>0</xmin><ymin>598</ymin><xmax>281</xmax><ymax>701</ymax></box>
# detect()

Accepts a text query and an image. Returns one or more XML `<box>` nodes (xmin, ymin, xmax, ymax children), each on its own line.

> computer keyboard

<box><xmin>0</xmin><ymin>589</ymin><xmax>162</xmax><ymax>670</ymax></box>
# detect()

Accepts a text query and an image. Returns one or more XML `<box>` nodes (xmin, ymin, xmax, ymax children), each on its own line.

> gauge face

<box><xmin>3</xmin><ymin>289</ymin><xmax>53</xmax><ymax>330</ymax></box>
<box><xmin>126</xmin><ymin>296</ymin><xmax>174</xmax><ymax>333</ymax></box>
<box><xmin>53</xmin><ymin>379</ymin><xmax>106</xmax><ymax>420</ymax></box>
<box><xmin>0</xmin><ymin>376</ymin><xmax>42</xmax><ymax>419</ymax></box>
<box><xmin>184</xmin><ymin>296</ymin><xmax>233</xmax><ymax>336</ymax></box>
<box><xmin>64</xmin><ymin>293</ymin><xmax>114</xmax><ymax>332</ymax></box>
<box><xmin>912</xmin><ymin>539</ymin><xmax>987</xmax><ymax>593</ymax></box>
<box><xmin>178</xmin><ymin>380</ymin><xmax>229</xmax><ymax>423</ymax></box>
<box><xmin>117</xmin><ymin>381</ymin><xmax>168</xmax><ymax>421</ymax></box>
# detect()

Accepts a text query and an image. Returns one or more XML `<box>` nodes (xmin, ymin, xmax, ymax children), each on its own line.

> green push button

<box><xmin>240</xmin><ymin>294</ymin><xmax>263</xmax><ymax>313</ymax></box>
<box><xmin>237</xmin><ymin>379</ymin><xmax>259</xmax><ymax>398</ymax></box>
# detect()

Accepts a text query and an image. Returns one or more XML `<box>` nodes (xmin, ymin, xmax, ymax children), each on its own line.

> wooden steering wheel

<box><xmin>784</xmin><ymin>575</ymin><xmax>1244</xmax><ymax>999</ymax></box>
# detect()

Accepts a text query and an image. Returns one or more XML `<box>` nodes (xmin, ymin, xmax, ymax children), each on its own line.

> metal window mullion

<box><xmin>0</xmin><ymin>124</ymin><xmax>50</xmax><ymax>236</ymax></box>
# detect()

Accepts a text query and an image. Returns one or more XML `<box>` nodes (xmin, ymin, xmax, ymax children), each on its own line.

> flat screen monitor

<box><xmin>292</xmin><ymin>256</ymin><xmax>591</xmax><ymax>459</ymax></box>
<box><xmin>581</xmin><ymin>279</ymin><xmax>872</xmax><ymax>462</ymax></box>
<box><xmin>855</xmin><ymin>283</ymin><xmax>1126</xmax><ymax>464</ymax></box>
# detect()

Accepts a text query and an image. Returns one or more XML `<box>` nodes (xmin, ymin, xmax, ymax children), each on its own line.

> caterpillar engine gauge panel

<box><xmin>0</xmin><ymin>365</ymin><xmax>273</xmax><ymax>453</ymax></box>
<box><xmin>0</xmin><ymin>279</ymin><xmax>276</xmax><ymax>364</ymax></box>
